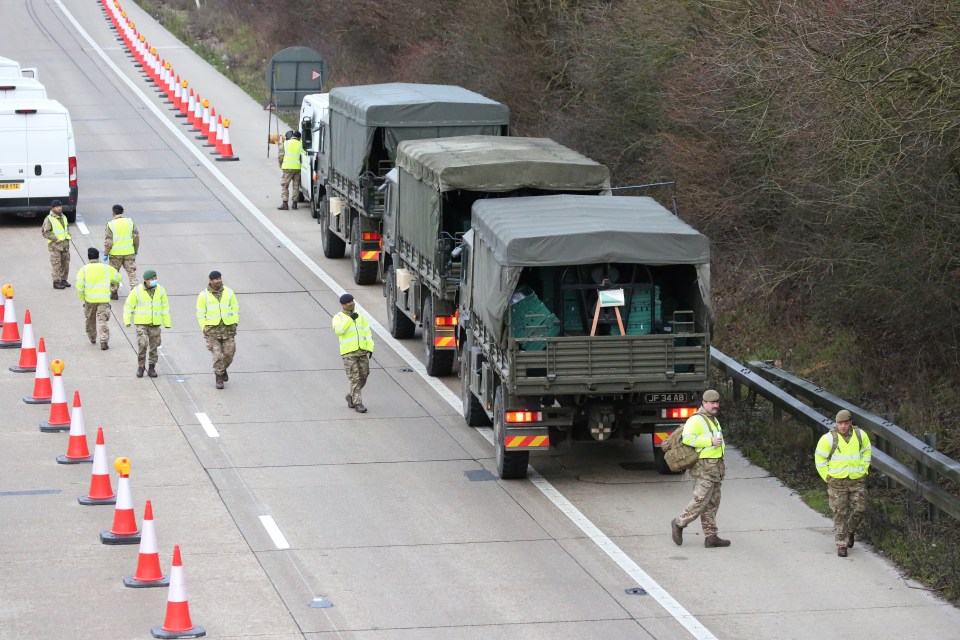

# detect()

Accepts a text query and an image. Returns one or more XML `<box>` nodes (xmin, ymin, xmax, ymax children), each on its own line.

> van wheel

<box><xmin>320</xmin><ymin>197</ymin><xmax>345</xmax><ymax>259</ymax></box>
<box><xmin>310</xmin><ymin>181</ymin><xmax>320</xmax><ymax>219</ymax></box>
<box><xmin>461</xmin><ymin>336</ymin><xmax>490</xmax><ymax>426</ymax></box>
<box><xmin>65</xmin><ymin>209</ymin><xmax>77</xmax><ymax>224</ymax></box>
<box><xmin>351</xmin><ymin>216</ymin><xmax>378</xmax><ymax>285</ymax></box>
<box><xmin>386</xmin><ymin>264</ymin><xmax>415</xmax><ymax>339</ymax></box>
<box><xmin>494</xmin><ymin>387</ymin><xmax>529</xmax><ymax>479</ymax></box>
<box><xmin>422</xmin><ymin>295</ymin><xmax>454</xmax><ymax>376</ymax></box>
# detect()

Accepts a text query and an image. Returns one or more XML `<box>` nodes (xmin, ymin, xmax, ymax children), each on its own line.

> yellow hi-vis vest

<box><xmin>124</xmin><ymin>285</ymin><xmax>171</xmax><ymax>327</ymax></box>
<box><xmin>815</xmin><ymin>428</ymin><xmax>872</xmax><ymax>481</ymax></box>
<box><xmin>47</xmin><ymin>213</ymin><xmax>71</xmax><ymax>243</ymax></box>
<box><xmin>681</xmin><ymin>411</ymin><xmax>725</xmax><ymax>459</ymax></box>
<box><xmin>76</xmin><ymin>262</ymin><xmax>121</xmax><ymax>303</ymax></box>
<box><xmin>281</xmin><ymin>138</ymin><xmax>303</xmax><ymax>170</ymax></box>
<box><xmin>196</xmin><ymin>287</ymin><xmax>239</xmax><ymax>329</ymax></box>
<box><xmin>107</xmin><ymin>217</ymin><xmax>135</xmax><ymax>255</ymax></box>
<box><xmin>332</xmin><ymin>311</ymin><xmax>374</xmax><ymax>355</ymax></box>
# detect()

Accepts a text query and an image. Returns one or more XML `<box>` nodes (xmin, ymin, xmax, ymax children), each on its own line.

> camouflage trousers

<box><xmin>203</xmin><ymin>324</ymin><xmax>237</xmax><ymax>374</ymax></box>
<box><xmin>83</xmin><ymin>302</ymin><xmax>111</xmax><ymax>344</ymax></box>
<box><xmin>342</xmin><ymin>352</ymin><xmax>370</xmax><ymax>405</ymax></box>
<box><xmin>49</xmin><ymin>245</ymin><xmax>70</xmax><ymax>282</ymax></box>
<box><xmin>135</xmin><ymin>324</ymin><xmax>162</xmax><ymax>366</ymax></box>
<box><xmin>108</xmin><ymin>254</ymin><xmax>137</xmax><ymax>292</ymax></box>
<box><xmin>676</xmin><ymin>458</ymin><xmax>725</xmax><ymax>536</ymax></box>
<box><xmin>827</xmin><ymin>477</ymin><xmax>867</xmax><ymax>548</ymax></box>
<box><xmin>280</xmin><ymin>169</ymin><xmax>301</xmax><ymax>203</ymax></box>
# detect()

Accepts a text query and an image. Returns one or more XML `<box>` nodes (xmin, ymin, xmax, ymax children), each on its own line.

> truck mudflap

<box><xmin>503</xmin><ymin>427</ymin><xmax>550</xmax><ymax>451</ymax></box>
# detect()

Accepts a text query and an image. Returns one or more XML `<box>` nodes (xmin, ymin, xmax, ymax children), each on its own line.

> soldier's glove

<box><xmin>367</xmin><ymin>351</ymin><xmax>373</xmax><ymax>360</ymax></box>
<box><xmin>350</xmin><ymin>312</ymin><xmax>359</xmax><ymax>320</ymax></box>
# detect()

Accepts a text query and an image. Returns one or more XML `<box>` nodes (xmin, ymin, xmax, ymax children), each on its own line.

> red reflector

<box><xmin>361</xmin><ymin>232</ymin><xmax>381</xmax><ymax>241</ymax></box>
<box><xmin>505</xmin><ymin>410</ymin><xmax>542</xmax><ymax>423</ymax></box>
<box><xmin>662</xmin><ymin>407</ymin><xmax>697</xmax><ymax>419</ymax></box>
<box><xmin>434</xmin><ymin>316</ymin><xmax>457</xmax><ymax>327</ymax></box>
<box><xmin>0</xmin><ymin>86</ymin><xmax>15</xmax><ymax>90</ymax></box>
<box><xmin>68</xmin><ymin>157</ymin><xmax>77</xmax><ymax>187</ymax></box>
<box><xmin>15</xmin><ymin>109</ymin><xmax>38</xmax><ymax>114</ymax></box>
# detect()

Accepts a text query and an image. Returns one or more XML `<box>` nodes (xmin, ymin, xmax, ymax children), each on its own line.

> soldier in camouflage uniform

<box><xmin>123</xmin><ymin>269</ymin><xmax>170</xmax><ymax>378</ymax></box>
<box><xmin>814</xmin><ymin>409</ymin><xmax>872</xmax><ymax>557</ymax></box>
<box><xmin>196</xmin><ymin>270</ymin><xmax>239</xmax><ymax>389</ymax></box>
<box><xmin>671</xmin><ymin>389</ymin><xmax>731</xmax><ymax>548</ymax></box>
<box><xmin>42</xmin><ymin>200</ymin><xmax>72</xmax><ymax>289</ymax></box>
<box><xmin>104</xmin><ymin>204</ymin><xmax>140</xmax><ymax>300</ymax></box>
<box><xmin>75</xmin><ymin>248</ymin><xmax>121</xmax><ymax>349</ymax></box>
<box><xmin>331</xmin><ymin>293</ymin><xmax>374</xmax><ymax>413</ymax></box>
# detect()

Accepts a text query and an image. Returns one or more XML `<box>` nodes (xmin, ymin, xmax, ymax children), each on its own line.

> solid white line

<box><xmin>75</xmin><ymin>220</ymin><xmax>89</xmax><ymax>235</ymax></box>
<box><xmin>258</xmin><ymin>515</ymin><xmax>290</xmax><ymax>550</ymax></box>
<box><xmin>194</xmin><ymin>412</ymin><xmax>219</xmax><ymax>438</ymax></box>
<box><xmin>56</xmin><ymin>4</ymin><xmax>715</xmax><ymax>638</ymax></box>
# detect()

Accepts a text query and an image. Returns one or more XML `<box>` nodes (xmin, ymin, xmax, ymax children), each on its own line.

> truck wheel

<box><xmin>461</xmin><ymin>338</ymin><xmax>491</xmax><ymax>426</ymax></box>
<box><xmin>494</xmin><ymin>387</ymin><xmax>529</xmax><ymax>479</ymax></box>
<box><xmin>386</xmin><ymin>264</ymin><xmax>415</xmax><ymax>339</ymax></box>
<box><xmin>422</xmin><ymin>296</ymin><xmax>455</xmax><ymax>376</ymax></box>
<box><xmin>320</xmin><ymin>197</ymin><xmax>345</xmax><ymax>259</ymax></box>
<box><xmin>654</xmin><ymin>445</ymin><xmax>674</xmax><ymax>475</ymax></box>
<box><xmin>351</xmin><ymin>216</ymin><xmax>378</xmax><ymax>285</ymax></box>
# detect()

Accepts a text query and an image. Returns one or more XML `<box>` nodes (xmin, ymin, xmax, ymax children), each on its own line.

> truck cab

<box><xmin>298</xmin><ymin>93</ymin><xmax>329</xmax><ymax>215</ymax></box>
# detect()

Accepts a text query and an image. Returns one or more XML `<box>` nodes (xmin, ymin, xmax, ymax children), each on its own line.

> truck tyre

<box><xmin>310</xmin><ymin>177</ymin><xmax>320</xmax><ymax>219</ymax></box>
<box><xmin>460</xmin><ymin>336</ymin><xmax>491</xmax><ymax>426</ymax></box>
<box><xmin>654</xmin><ymin>445</ymin><xmax>676</xmax><ymax>475</ymax></box>
<box><xmin>386</xmin><ymin>264</ymin><xmax>415</xmax><ymax>339</ymax></box>
<box><xmin>494</xmin><ymin>387</ymin><xmax>529</xmax><ymax>479</ymax></box>
<box><xmin>422</xmin><ymin>295</ymin><xmax>455</xmax><ymax>376</ymax></box>
<box><xmin>351</xmin><ymin>216</ymin><xmax>378</xmax><ymax>285</ymax></box>
<box><xmin>320</xmin><ymin>196</ymin><xmax>345</xmax><ymax>259</ymax></box>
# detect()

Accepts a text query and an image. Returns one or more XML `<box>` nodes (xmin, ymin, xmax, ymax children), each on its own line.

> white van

<box><xmin>297</xmin><ymin>93</ymin><xmax>329</xmax><ymax>215</ymax></box>
<box><xmin>0</xmin><ymin>78</ymin><xmax>47</xmax><ymax>100</ymax></box>
<box><xmin>0</xmin><ymin>99</ymin><xmax>78</xmax><ymax>222</ymax></box>
<box><xmin>0</xmin><ymin>56</ymin><xmax>39</xmax><ymax>80</ymax></box>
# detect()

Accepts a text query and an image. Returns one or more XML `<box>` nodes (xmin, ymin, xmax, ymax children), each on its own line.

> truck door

<box><xmin>0</xmin><ymin>112</ymin><xmax>28</xmax><ymax>202</ymax></box>
<box><xmin>25</xmin><ymin>112</ymin><xmax>69</xmax><ymax>204</ymax></box>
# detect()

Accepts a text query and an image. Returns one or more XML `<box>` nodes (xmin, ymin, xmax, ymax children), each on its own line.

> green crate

<box><xmin>510</xmin><ymin>291</ymin><xmax>561</xmax><ymax>350</ymax></box>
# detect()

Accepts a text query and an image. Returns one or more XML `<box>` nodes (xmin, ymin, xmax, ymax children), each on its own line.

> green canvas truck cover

<box><xmin>394</xmin><ymin>136</ymin><xmax>611</xmax><ymax>258</ymax></box>
<box><xmin>468</xmin><ymin>195</ymin><xmax>711</xmax><ymax>343</ymax></box>
<box><xmin>329</xmin><ymin>83</ymin><xmax>509</xmax><ymax>181</ymax></box>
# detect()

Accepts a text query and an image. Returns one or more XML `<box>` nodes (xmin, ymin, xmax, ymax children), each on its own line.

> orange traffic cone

<box><xmin>190</xmin><ymin>94</ymin><xmax>203</xmax><ymax>131</ymax></box>
<box><xmin>124</xmin><ymin>500</ymin><xmax>170</xmax><ymax>588</ymax></box>
<box><xmin>176</xmin><ymin>81</ymin><xmax>190</xmax><ymax>118</ymax></box>
<box><xmin>39</xmin><ymin>359</ymin><xmax>71</xmax><ymax>432</ymax></box>
<box><xmin>0</xmin><ymin>284</ymin><xmax>22</xmax><ymax>348</ymax></box>
<box><xmin>57</xmin><ymin>392</ymin><xmax>92</xmax><ymax>464</ymax></box>
<box><xmin>101</xmin><ymin>457</ymin><xmax>140</xmax><ymax>544</ymax></box>
<box><xmin>215</xmin><ymin>118</ymin><xmax>239</xmax><ymax>162</ymax></box>
<box><xmin>23</xmin><ymin>337</ymin><xmax>51</xmax><ymax>403</ymax></box>
<box><xmin>9</xmin><ymin>309</ymin><xmax>37</xmax><ymax>372</ymax></box>
<box><xmin>172</xmin><ymin>75</ymin><xmax>183</xmax><ymax>111</ymax></box>
<box><xmin>151</xmin><ymin>545</ymin><xmax>205</xmax><ymax>638</ymax></box>
<box><xmin>204</xmin><ymin>106</ymin><xmax>218</xmax><ymax>147</ymax></box>
<box><xmin>185</xmin><ymin>89</ymin><xmax>196</xmax><ymax>121</ymax></box>
<box><xmin>79</xmin><ymin>427</ymin><xmax>116</xmax><ymax>505</ymax></box>
<box><xmin>196</xmin><ymin>98</ymin><xmax>210</xmax><ymax>139</ymax></box>
<box><xmin>213</xmin><ymin>115</ymin><xmax>224</xmax><ymax>154</ymax></box>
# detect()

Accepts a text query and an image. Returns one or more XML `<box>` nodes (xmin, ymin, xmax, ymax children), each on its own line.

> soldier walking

<box><xmin>105</xmin><ymin>204</ymin><xmax>139</xmax><ymax>300</ymax></box>
<box><xmin>196</xmin><ymin>270</ymin><xmax>239</xmax><ymax>389</ymax></box>
<box><xmin>123</xmin><ymin>269</ymin><xmax>170</xmax><ymax>378</ymax></box>
<box><xmin>671</xmin><ymin>389</ymin><xmax>731</xmax><ymax>548</ymax></box>
<box><xmin>815</xmin><ymin>409</ymin><xmax>872</xmax><ymax>557</ymax></box>
<box><xmin>42</xmin><ymin>200</ymin><xmax>72</xmax><ymax>289</ymax></box>
<box><xmin>277</xmin><ymin>130</ymin><xmax>302</xmax><ymax>210</ymax></box>
<box><xmin>75</xmin><ymin>248</ymin><xmax>121</xmax><ymax>349</ymax></box>
<box><xmin>331</xmin><ymin>293</ymin><xmax>374</xmax><ymax>413</ymax></box>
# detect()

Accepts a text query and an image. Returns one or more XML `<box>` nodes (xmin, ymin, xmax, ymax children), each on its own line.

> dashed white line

<box><xmin>75</xmin><ymin>220</ymin><xmax>89</xmax><ymax>235</ymax></box>
<box><xmin>194</xmin><ymin>412</ymin><xmax>219</xmax><ymax>438</ymax></box>
<box><xmin>258</xmin><ymin>515</ymin><xmax>290</xmax><ymax>550</ymax></box>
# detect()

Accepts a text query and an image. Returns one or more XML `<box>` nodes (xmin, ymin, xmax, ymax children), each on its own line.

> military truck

<box><xmin>382</xmin><ymin>136</ymin><xmax>611</xmax><ymax>376</ymax></box>
<box><xmin>458</xmin><ymin>195</ymin><xmax>713</xmax><ymax>479</ymax></box>
<box><xmin>314</xmin><ymin>83</ymin><xmax>510</xmax><ymax>285</ymax></box>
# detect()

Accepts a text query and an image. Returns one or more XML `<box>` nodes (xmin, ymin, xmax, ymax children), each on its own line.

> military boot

<box><xmin>147</xmin><ymin>365</ymin><xmax>158</xmax><ymax>378</ymax></box>
<box><xmin>53</xmin><ymin>281</ymin><xmax>66</xmax><ymax>289</ymax></box>
<box><xmin>345</xmin><ymin>394</ymin><xmax>355</xmax><ymax>409</ymax></box>
<box><xmin>292</xmin><ymin>201</ymin><xmax>298</xmax><ymax>209</ymax></box>
<box><xmin>354</xmin><ymin>403</ymin><xmax>367</xmax><ymax>413</ymax></box>
<box><xmin>847</xmin><ymin>532</ymin><xmax>855</xmax><ymax>548</ymax></box>
<box><xmin>60</xmin><ymin>280</ymin><xmax>71</xmax><ymax>287</ymax></box>
<box><xmin>837</xmin><ymin>547</ymin><xmax>848</xmax><ymax>557</ymax></box>
<box><xmin>704</xmin><ymin>535</ymin><xmax>731</xmax><ymax>548</ymax></box>
<box><xmin>100</xmin><ymin>342</ymin><xmax>109</xmax><ymax>350</ymax></box>
<box><xmin>215</xmin><ymin>373</ymin><xmax>224</xmax><ymax>389</ymax></box>
<box><xmin>221</xmin><ymin>369</ymin><xmax>228</xmax><ymax>382</ymax></box>
<box><xmin>671</xmin><ymin>519</ymin><xmax>683</xmax><ymax>546</ymax></box>
<box><xmin>136</xmin><ymin>365</ymin><xmax>145</xmax><ymax>378</ymax></box>
<box><xmin>277</xmin><ymin>202</ymin><xmax>289</xmax><ymax>210</ymax></box>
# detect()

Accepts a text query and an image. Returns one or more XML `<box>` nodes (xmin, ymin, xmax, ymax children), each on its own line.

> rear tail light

<box><xmin>0</xmin><ymin>86</ymin><xmax>15</xmax><ymax>90</ymax></box>
<box><xmin>15</xmin><ymin>109</ymin><xmax>37</xmax><ymax>114</ymax></box>
<box><xmin>69</xmin><ymin>157</ymin><xmax>77</xmax><ymax>187</ymax></box>
<box><xmin>361</xmin><ymin>231</ymin><xmax>381</xmax><ymax>241</ymax></box>
<box><xmin>662</xmin><ymin>407</ymin><xmax>697</xmax><ymax>419</ymax></box>
<box><xmin>505</xmin><ymin>411</ymin><xmax>542</xmax><ymax>423</ymax></box>
<box><xmin>434</xmin><ymin>315</ymin><xmax>457</xmax><ymax>327</ymax></box>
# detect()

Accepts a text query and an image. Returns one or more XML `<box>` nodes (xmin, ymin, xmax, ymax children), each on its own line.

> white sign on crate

<box><xmin>598</xmin><ymin>289</ymin><xmax>625</xmax><ymax>308</ymax></box>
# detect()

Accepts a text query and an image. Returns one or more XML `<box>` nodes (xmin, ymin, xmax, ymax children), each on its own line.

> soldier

<box><xmin>671</xmin><ymin>389</ymin><xmax>731</xmax><ymax>548</ymax></box>
<box><xmin>123</xmin><ymin>269</ymin><xmax>170</xmax><ymax>378</ymax></box>
<box><xmin>196</xmin><ymin>270</ymin><xmax>239</xmax><ymax>389</ymax></box>
<box><xmin>815</xmin><ymin>409</ymin><xmax>872</xmax><ymax>557</ymax></box>
<box><xmin>331</xmin><ymin>293</ymin><xmax>374</xmax><ymax>413</ymax></box>
<box><xmin>104</xmin><ymin>204</ymin><xmax>139</xmax><ymax>300</ymax></box>
<box><xmin>277</xmin><ymin>130</ymin><xmax>302</xmax><ymax>210</ymax></box>
<box><xmin>42</xmin><ymin>200</ymin><xmax>72</xmax><ymax>289</ymax></box>
<box><xmin>75</xmin><ymin>248</ymin><xmax>121</xmax><ymax>349</ymax></box>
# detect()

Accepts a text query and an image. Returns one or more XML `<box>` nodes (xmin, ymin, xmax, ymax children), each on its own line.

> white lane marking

<box><xmin>194</xmin><ymin>412</ymin><xmax>219</xmax><ymax>438</ymax></box>
<box><xmin>258</xmin><ymin>515</ymin><xmax>291</xmax><ymax>550</ymax></box>
<box><xmin>56</xmin><ymin>4</ymin><xmax>715</xmax><ymax>638</ymax></box>
<box><xmin>75</xmin><ymin>220</ymin><xmax>89</xmax><ymax>235</ymax></box>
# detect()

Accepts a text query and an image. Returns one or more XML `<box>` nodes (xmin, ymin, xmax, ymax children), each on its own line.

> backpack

<box><xmin>827</xmin><ymin>427</ymin><xmax>863</xmax><ymax>462</ymax></box>
<box><xmin>662</xmin><ymin>420</ymin><xmax>701</xmax><ymax>472</ymax></box>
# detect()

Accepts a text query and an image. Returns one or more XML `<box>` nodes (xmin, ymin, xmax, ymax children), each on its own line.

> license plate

<box><xmin>644</xmin><ymin>393</ymin><xmax>689</xmax><ymax>403</ymax></box>
<box><xmin>0</xmin><ymin>183</ymin><xmax>22</xmax><ymax>190</ymax></box>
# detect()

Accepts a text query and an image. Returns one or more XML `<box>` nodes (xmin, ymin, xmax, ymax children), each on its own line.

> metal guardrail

<box><xmin>710</xmin><ymin>348</ymin><xmax>960</xmax><ymax>522</ymax></box>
